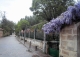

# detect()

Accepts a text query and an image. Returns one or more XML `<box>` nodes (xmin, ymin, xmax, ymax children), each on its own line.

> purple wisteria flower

<box><xmin>42</xmin><ymin>2</ymin><xmax>80</xmax><ymax>34</ymax></box>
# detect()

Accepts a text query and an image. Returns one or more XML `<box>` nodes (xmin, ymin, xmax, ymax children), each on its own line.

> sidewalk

<box><xmin>16</xmin><ymin>37</ymin><xmax>52</xmax><ymax>57</ymax></box>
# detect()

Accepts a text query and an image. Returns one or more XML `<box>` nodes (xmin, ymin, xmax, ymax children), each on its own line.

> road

<box><xmin>0</xmin><ymin>35</ymin><xmax>34</xmax><ymax>57</ymax></box>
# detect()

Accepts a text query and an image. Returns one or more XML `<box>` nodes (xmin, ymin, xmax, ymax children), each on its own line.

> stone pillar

<box><xmin>43</xmin><ymin>32</ymin><xmax>46</xmax><ymax>53</ymax></box>
<box><xmin>59</xmin><ymin>23</ymin><xmax>79</xmax><ymax>57</ymax></box>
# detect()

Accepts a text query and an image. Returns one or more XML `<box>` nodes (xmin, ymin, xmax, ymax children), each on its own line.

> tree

<box><xmin>15</xmin><ymin>18</ymin><xmax>29</xmax><ymax>35</ymax></box>
<box><xmin>42</xmin><ymin>2</ymin><xmax>80</xmax><ymax>34</ymax></box>
<box><xmin>30</xmin><ymin>0</ymin><xmax>74</xmax><ymax>21</ymax></box>
<box><xmin>1</xmin><ymin>15</ymin><xmax>15</xmax><ymax>36</ymax></box>
<box><xmin>25</xmin><ymin>15</ymin><xmax>44</xmax><ymax>26</ymax></box>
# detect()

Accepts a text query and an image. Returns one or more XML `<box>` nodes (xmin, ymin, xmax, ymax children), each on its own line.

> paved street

<box><xmin>0</xmin><ymin>35</ymin><xmax>34</xmax><ymax>57</ymax></box>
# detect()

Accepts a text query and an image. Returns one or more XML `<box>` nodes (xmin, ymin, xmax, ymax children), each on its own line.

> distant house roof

<box><xmin>42</xmin><ymin>2</ymin><xmax>80</xmax><ymax>34</ymax></box>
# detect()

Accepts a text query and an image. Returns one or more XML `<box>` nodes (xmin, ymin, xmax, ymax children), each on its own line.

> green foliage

<box><xmin>1</xmin><ymin>16</ymin><xmax>15</xmax><ymax>36</ymax></box>
<box><xmin>18</xmin><ymin>19</ymin><xmax>29</xmax><ymax>29</ymax></box>
<box><xmin>30</xmin><ymin>0</ymin><xmax>74</xmax><ymax>21</ymax></box>
<box><xmin>15</xmin><ymin>15</ymin><xmax>44</xmax><ymax>35</ymax></box>
<box><xmin>46</xmin><ymin>33</ymin><xmax>59</xmax><ymax>41</ymax></box>
<box><xmin>25</xmin><ymin>15</ymin><xmax>44</xmax><ymax>26</ymax></box>
<box><xmin>15</xmin><ymin>18</ymin><xmax>29</xmax><ymax>35</ymax></box>
<box><xmin>30</xmin><ymin>20</ymin><xmax>47</xmax><ymax>30</ymax></box>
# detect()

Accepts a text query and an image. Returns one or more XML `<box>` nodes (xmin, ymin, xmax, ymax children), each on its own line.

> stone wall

<box><xmin>24</xmin><ymin>38</ymin><xmax>44</xmax><ymax>51</ymax></box>
<box><xmin>0</xmin><ymin>30</ymin><xmax>3</xmax><ymax>37</ymax></box>
<box><xmin>59</xmin><ymin>23</ymin><xmax>79</xmax><ymax>57</ymax></box>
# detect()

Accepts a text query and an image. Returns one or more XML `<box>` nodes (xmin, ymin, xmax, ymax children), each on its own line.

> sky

<box><xmin>0</xmin><ymin>0</ymin><xmax>33</xmax><ymax>23</ymax></box>
<box><xmin>0</xmin><ymin>0</ymin><xmax>78</xmax><ymax>23</ymax></box>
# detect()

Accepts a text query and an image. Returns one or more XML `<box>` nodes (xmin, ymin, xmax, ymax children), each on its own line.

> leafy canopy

<box><xmin>30</xmin><ymin>0</ymin><xmax>74</xmax><ymax>21</ymax></box>
<box><xmin>42</xmin><ymin>2</ymin><xmax>80</xmax><ymax>34</ymax></box>
<box><xmin>1</xmin><ymin>15</ymin><xmax>15</xmax><ymax>35</ymax></box>
<box><xmin>15</xmin><ymin>18</ymin><xmax>29</xmax><ymax>34</ymax></box>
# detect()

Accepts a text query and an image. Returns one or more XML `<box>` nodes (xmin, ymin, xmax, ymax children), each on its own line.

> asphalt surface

<box><xmin>0</xmin><ymin>35</ymin><xmax>34</xmax><ymax>57</ymax></box>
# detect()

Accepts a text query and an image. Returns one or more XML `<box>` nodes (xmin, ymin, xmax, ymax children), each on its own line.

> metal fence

<box><xmin>35</xmin><ymin>30</ymin><xmax>44</xmax><ymax>40</ymax></box>
<box><xmin>19</xmin><ymin>29</ymin><xmax>59</xmax><ymax>41</ymax></box>
<box><xmin>19</xmin><ymin>29</ymin><xmax>59</xmax><ymax>57</ymax></box>
<box><xmin>30</xmin><ymin>31</ymin><xmax>34</xmax><ymax>39</ymax></box>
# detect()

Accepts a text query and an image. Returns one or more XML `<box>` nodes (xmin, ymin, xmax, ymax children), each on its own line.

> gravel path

<box><xmin>0</xmin><ymin>35</ymin><xmax>34</xmax><ymax>57</ymax></box>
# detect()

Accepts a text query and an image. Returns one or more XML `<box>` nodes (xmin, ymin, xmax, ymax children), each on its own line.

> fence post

<box><xmin>28</xmin><ymin>29</ymin><xmax>30</xmax><ymax>38</ymax></box>
<box><xmin>21</xmin><ymin>32</ymin><xmax>23</xmax><ymax>40</ymax></box>
<box><xmin>34</xmin><ymin>29</ymin><xmax>36</xmax><ymax>40</ymax></box>
<box><xmin>19</xmin><ymin>31</ymin><xmax>20</xmax><ymax>36</ymax></box>
<box><xmin>24</xmin><ymin>30</ymin><xmax>26</xmax><ymax>44</ymax></box>
<box><xmin>43</xmin><ymin>32</ymin><xmax>46</xmax><ymax>53</ymax></box>
<box><xmin>18</xmin><ymin>31</ymin><xmax>20</xmax><ymax>38</ymax></box>
<box><xmin>22</xmin><ymin>32</ymin><xmax>23</xmax><ymax>40</ymax></box>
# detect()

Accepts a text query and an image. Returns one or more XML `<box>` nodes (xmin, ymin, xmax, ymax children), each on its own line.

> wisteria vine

<box><xmin>42</xmin><ymin>2</ymin><xmax>80</xmax><ymax>34</ymax></box>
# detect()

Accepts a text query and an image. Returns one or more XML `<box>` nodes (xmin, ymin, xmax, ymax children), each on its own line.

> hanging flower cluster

<box><xmin>42</xmin><ymin>2</ymin><xmax>80</xmax><ymax>34</ymax></box>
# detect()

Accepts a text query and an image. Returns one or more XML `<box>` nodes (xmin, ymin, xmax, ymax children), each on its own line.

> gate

<box><xmin>49</xmin><ymin>48</ymin><xmax>59</xmax><ymax>57</ymax></box>
<box><xmin>48</xmin><ymin>41</ymin><xmax>59</xmax><ymax>57</ymax></box>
